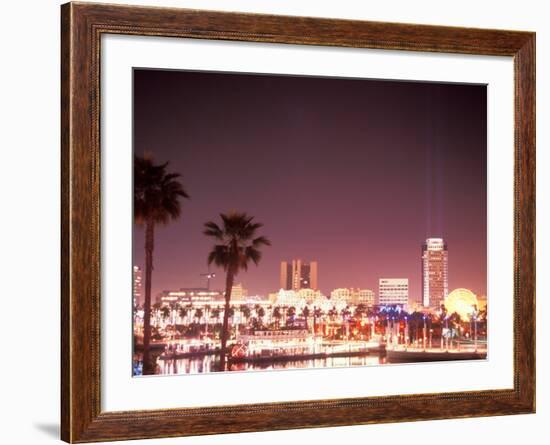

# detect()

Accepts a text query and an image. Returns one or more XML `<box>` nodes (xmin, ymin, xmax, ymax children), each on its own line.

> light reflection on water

<box><xmin>158</xmin><ymin>354</ymin><xmax>387</xmax><ymax>375</ymax></box>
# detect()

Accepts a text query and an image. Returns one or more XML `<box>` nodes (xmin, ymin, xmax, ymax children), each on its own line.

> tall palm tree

<box><xmin>203</xmin><ymin>211</ymin><xmax>271</xmax><ymax>371</ymax></box>
<box><xmin>134</xmin><ymin>154</ymin><xmax>189</xmax><ymax>374</ymax></box>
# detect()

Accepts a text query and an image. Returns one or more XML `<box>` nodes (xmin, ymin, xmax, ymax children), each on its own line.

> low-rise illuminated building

<box><xmin>275</xmin><ymin>289</ymin><xmax>306</xmax><ymax>308</ymax></box>
<box><xmin>133</xmin><ymin>265</ymin><xmax>142</xmax><ymax>308</ymax></box>
<box><xmin>157</xmin><ymin>288</ymin><xmax>224</xmax><ymax>306</ymax></box>
<box><xmin>330</xmin><ymin>288</ymin><xmax>375</xmax><ymax>306</ymax></box>
<box><xmin>230</xmin><ymin>283</ymin><xmax>248</xmax><ymax>300</ymax></box>
<box><xmin>379</xmin><ymin>278</ymin><xmax>409</xmax><ymax>306</ymax></box>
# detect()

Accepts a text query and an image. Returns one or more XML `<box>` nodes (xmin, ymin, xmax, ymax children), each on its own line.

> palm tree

<box><xmin>301</xmin><ymin>306</ymin><xmax>310</xmax><ymax>330</ymax></box>
<box><xmin>256</xmin><ymin>306</ymin><xmax>266</xmax><ymax>327</ymax></box>
<box><xmin>241</xmin><ymin>305</ymin><xmax>252</xmax><ymax>331</ymax></box>
<box><xmin>134</xmin><ymin>155</ymin><xmax>189</xmax><ymax>373</ymax></box>
<box><xmin>211</xmin><ymin>307</ymin><xmax>221</xmax><ymax>324</ymax></box>
<box><xmin>341</xmin><ymin>306</ymin><xmax>352</xmax><ymax>338</ymax></box>
<box><xmin>161</xmin><ymin>306</ymin><xmax>170</xmax><ymax>323</ymax></box>
<box><xmin>203</xmin><ymin>211</ymin><xmax>271</xmax><ymax>371</ymax></box>
<box><xmin>152</xmin><ymin>302</ymin><xmax>162</xmax><ymax>327</ymax></box>
<box><xmin>273</xmin><ymin>306</ymin><xmax>282</xmax><ymax>328</ymax></box>
<box><xmin>178</xmin><ymin>306</ymin><xmax>188</xmax><ymax>325</ymax></box>
<box><xmin>313</xmin><ymin>306</ymin><xmax>323</xmax><ymax>334</ymax></box>
<box><xmin>287</xmin><ymin>306</ymin><xmax>296</xmax><ymax>319</ymax></box>
<box><xmin>194</xmin><ymin>308</ymin><xmax>204</xmax><ymax>325</ymax></box>
<box><xmin>355</xmin><ymin>304</ymin><xmax>366</xmax><ymax>320</ymax></box>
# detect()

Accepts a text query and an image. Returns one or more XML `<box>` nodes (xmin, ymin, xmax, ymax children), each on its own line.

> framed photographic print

<box><xmin>61</xmin><ymin>2</ymin><xmax>535</xmax><ymax>442</ymax></box>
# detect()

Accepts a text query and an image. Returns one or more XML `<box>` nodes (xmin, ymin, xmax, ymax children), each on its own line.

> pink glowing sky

<box><xmin>133</xmin><ymin>69</ymin><xmax>487</xmax><ymax>303</ymax></box>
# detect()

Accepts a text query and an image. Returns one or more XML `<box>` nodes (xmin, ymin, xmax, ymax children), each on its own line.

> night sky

<box><xmin>133</xmin><ymin>69</ymin><xmax>487</xmax><ymax>303</ymax></box>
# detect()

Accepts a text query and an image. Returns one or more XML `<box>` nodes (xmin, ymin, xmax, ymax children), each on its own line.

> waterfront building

<box><xmin>297</xmin><ymin>288</ymin><xmax>323</xmax><ymax>304</ymax></box>
<box><xmin>330</xmin><ymin>288</ymin><xmax>351</xmax><ymax>303</ymax></box>
<box><xmin>280</xmin><ymin>259</ymin><xmax>318</xmax><ymax>290</ymax></box>
<box><xmin>421</xmin><ymin>238</ymin><xmax>449</xmax><ymax>308</ymax></box>
<box><xmin>275</xmin><ymin>289</ymin><xmax>306</xmax><ymax>308</ymax></box>
<box><xmin>268</xmin><ymin>292</ymin><xmax>279</xmax><ymax>304</ymax></box>
<box><xmin>378</xmin><ymin>278</ymin><xmax>409</xmax><ymax>306</ymax></box>
<box><xmin>133</xmin><ymin>265</ymin><xmax>142</xmax><ymax>308</ymax></box>
<box><xmin>231</xmin><ymin>283</ymin><xmax>248</xmax><ymax>300</ymax></box>
<box><xmin>313</xmin><ymin>295</ymin><xmax>345</xmax><ymax>312</ymax></box>
<box><xmin>330</xmin><ymin>288</ymin><xmax>375</xmax><ymax>306</ymax></box>
<box><xmin>157</xmin><ymin>288</ymin><xmax>224</xmax><ymax>306</ymax></box>
<box><xmin>357</xmin><ymin>289</ymin><xmax>376</xmax><ymax>306</ymax></box>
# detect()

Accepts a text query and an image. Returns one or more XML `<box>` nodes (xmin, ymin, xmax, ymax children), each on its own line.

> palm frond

<box><xmin>203</xmin><ymin>211</ymin><xmax>271</xmax><ymax>273</ymax></box>
<box><xmin>203</xmin><ymin>221</ymin><xmax>224</xmax><ymax>240</ymax></box>
<box><xmin>134</xmin><ymin>154</ymin><xmax>189</xmax><ymax>226</ymax></box>
<box><xmin>207</xmin><ymin>245</ymin><xmax>230</xmax><ymax>270</ymax></box>
<box><xmin>252</xmin><ymin>236</ymin><xmax>271</xmax><ymax>247</ymax></box>
<box><xmin>245</xmin><ymin>246</ymin><xmax>262</xmax><ymax>266</ymax></box>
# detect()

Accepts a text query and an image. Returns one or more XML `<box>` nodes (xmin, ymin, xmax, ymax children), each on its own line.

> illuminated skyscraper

<box><xmin>280</xmin><ymin>260</ymin><xmax>318</xmax><ymax>290</ymax></box>
<box><xmin>422</xmin><ymin>238</ymin><xmax>449</xmax><ymax>308</ymax></box>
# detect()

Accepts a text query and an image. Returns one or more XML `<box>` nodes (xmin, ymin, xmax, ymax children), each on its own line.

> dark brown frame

<box><xmin>61</xmin><ymin>1</ymin><xmax>536</xmax><ymax>442</ymax></box>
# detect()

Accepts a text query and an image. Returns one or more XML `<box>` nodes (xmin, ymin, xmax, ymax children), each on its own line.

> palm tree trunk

<box><xmin>219</xmin><ymin>269</ymin><xmax>235</xmax><ymax>371</ymax></box>
<box><xmin>142</xmin><ymin>219</ymin><xmax>154</xmax><ymax>374</ymax></box>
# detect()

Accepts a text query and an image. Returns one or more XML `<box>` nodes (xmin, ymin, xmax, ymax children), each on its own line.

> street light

<box><xmin>472</xmin><ymin>305</ymin><xmax>479</xmax><ymax>352</ymax></box>
<box><xmin>200</xmin><ymin>272</ymin><xmax>216</xmax><ymax>290</ymax></box>
<box><xmin>423</xmin><ymin>315</ymin><xmax>427</xmax><ymax>352</ymax></box>
<box><xmin>445</xmin><ymin>316</ymin><xmax>449</xmax><ymax>351</ymax></box>
<box><xmin>404</xmin><ymin>316</ymin><xmax>409</xmax><ymax>350</ymax></box>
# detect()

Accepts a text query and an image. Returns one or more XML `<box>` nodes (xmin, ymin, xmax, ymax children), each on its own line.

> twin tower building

<box><xmin>279</xmin><ymin>260</ymin><xmax>318</xmax><ymax>292</ymax></box>
<box><xmin>278</xmin><ymin>237</ymin><xmax>448</xmax><ymax>309</ymax></box>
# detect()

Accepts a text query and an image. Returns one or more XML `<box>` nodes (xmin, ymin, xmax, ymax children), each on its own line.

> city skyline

<box><xmin>134</xmin><ymin>233</ymin><xmax>485</xmax><ymax>304</ymax></box>
<box><xmin>133</xmin><ymin>69</ymin><xmax>487</xmax><ymax>304</ymax></box>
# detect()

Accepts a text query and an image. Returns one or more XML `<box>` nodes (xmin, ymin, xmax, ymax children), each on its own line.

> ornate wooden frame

<box><xmin>61</xmin><ymin>2</ymin><xmax>535</xmax><ymax>442</ymax></box>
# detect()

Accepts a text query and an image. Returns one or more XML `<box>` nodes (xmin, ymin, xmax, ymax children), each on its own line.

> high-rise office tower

<box><xmin>421</xmin><ymin>238</ymin><xmax>449</xmax><ymax>308</ymax></box>
<box><xmin>280</xmin><ymin>260</ymin><xmax>318</xmax><ymax>290</ymax></box>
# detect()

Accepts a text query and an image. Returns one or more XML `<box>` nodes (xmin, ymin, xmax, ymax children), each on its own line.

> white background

<box><xmin>0</xmin><ymin>0</ymin><xmax>547</xmax><ymax>444</ymax></box>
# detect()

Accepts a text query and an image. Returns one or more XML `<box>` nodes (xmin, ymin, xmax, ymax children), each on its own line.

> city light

<box><xmin>132</xmin><ymin>239</ymin><xmax>488</xmax><ymax>376</ymax></box>
<box><xmin>445</xmin><ymin>288</ymin><xmax>479</xmax><ymax>320</ymax></box>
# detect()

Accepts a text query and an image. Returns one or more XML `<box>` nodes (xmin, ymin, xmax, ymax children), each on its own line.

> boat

<box><xmin>229</xmin><ymin>329</ymin><xmax>379</xmax><ymax>363</ymax></box>
<box><xmin>233</xmin><ymin>329</ymin><xmax>317</xmax><ymax>360</ymax></box>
